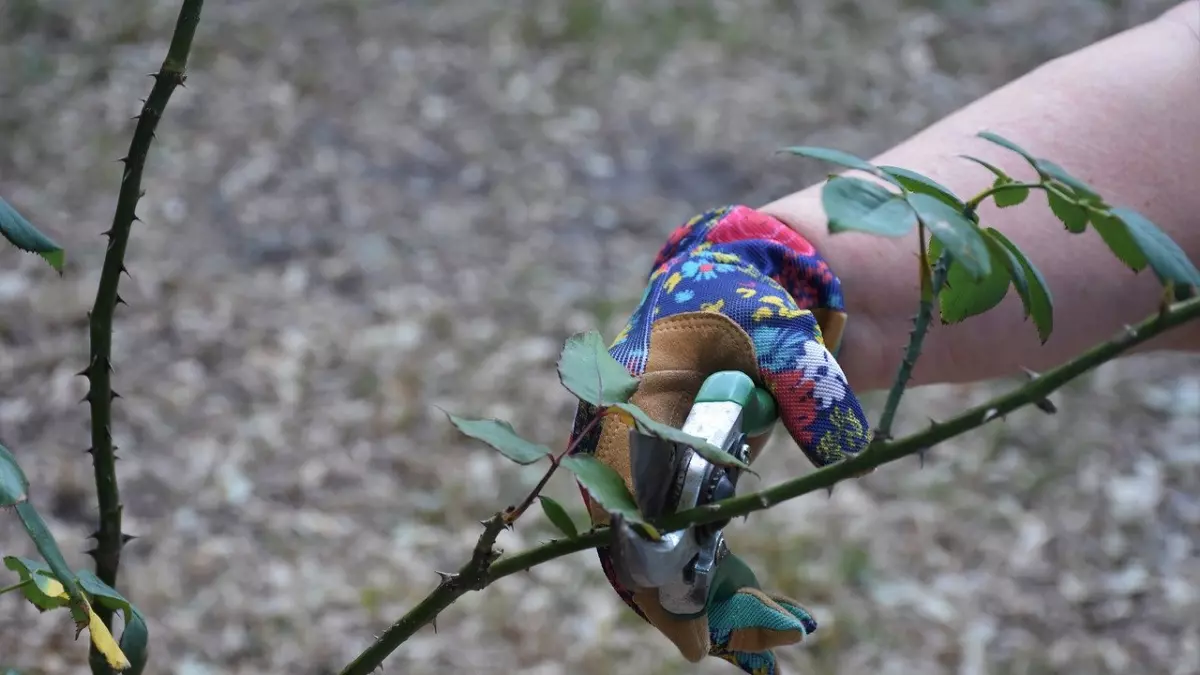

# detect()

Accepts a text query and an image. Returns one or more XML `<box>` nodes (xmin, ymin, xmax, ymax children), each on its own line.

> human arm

<box><xmin>760</xmin><ymin>0</ymin><xmax>1200</xmax><ymax>392</ymax></box>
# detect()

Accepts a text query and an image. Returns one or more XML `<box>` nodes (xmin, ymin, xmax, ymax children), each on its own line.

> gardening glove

<box><xmin>565</xmin><ymin>204</ymin><xmax>873</xmax><ymax>674</ymax></box>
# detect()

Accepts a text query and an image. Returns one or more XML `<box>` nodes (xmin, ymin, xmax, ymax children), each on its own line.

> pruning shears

<box><xmin>609</xmin><ymin>370</ymin><xmax>779</xmax><ymax>618</ymax></box>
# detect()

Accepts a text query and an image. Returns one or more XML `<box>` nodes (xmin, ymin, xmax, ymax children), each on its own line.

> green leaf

<box><xmin>444</xmin><ymin>413</ymin><xmax>551</xmax><ymax>465</ymax></box>
<box><xmin>11</xmin><ymin>502</ymin><xmax>89</xmax><ymax>626</ymax></box>
<box><xmin>0</xmin><ymin>443</ymin><xmax>29</xmax><ymax>507</ymax></box>
<box><xmin>959</xmin><ymin>154</ymin><xmax>1010</xmax><ymax>180</ymax></box>
<box><xmin>991</xmin><ymin>178</ymin><xmax>1029</xmax><ymax>208</ymax></box>
<box><xmin>537</xmin><ymin>495</ymin><xmax>579</xmax><ymax>538</ymax></box>
<box><xmin>1109</xmin><ymin>207</ymin><xmax>1200</xmax><ymax>289</ymax></box>
<box><xmin>987</xmin><ymin>229</ymin><xmax>1054</xmax><ymax>343</ymax></box>
<box><xmin>0</xmin><ymin>197</ymin><xmax>65</xmax><ymax>273</ymax></box>
<box><xmin>560</xmin><ymin>454</ymin><xmax>644</xmax><ymax>524</ymax></box>
<box><xmin>878</xmin><ymin>166</ymin><xmax>965</xmax><ymax>210</ymax></box>
<box><xmin>1034</xmin><ymin>159</ymin><xmax>1103</xmax><ymax>205</ymax></box>
<box><xmin>906</xmin><ymin>192</ymin><xmax>991</xmax><ymax>280</ymax></box>
<box><xmin>611</xmin><ymin>402</ymin><xmax>752</xmax><ymax>472</ymax></box>
<box><xmin>976</xmin><ymin>131</ymin><xmax>1038</xmax><ymax>167</ymax></box>
<box><xmin>1047</xmin><ymin>190</ymin><xmax>1088</xmax><ymax>233</ymax></box>
<box><xmin>1090</xmin><ymin>212</ymin><xmax>1148</xmax><ymax>272</ymax></box>
<box><xmin>3</xmin><ymin>556</ymin><xmax>69</xmax><ymax>611</ymax></box>
<box><xmin>557</xmin><ymin>331</ymin><xmax>640</xmax><ymax>406</ymax></box>
<box><xmin>821</xmin><ymin>176</ymin><xmax>916</xmax><ymax>237</ymax></box>
<box><xmin>76</xmin><ymin>569</ymin><xmax>150</xmax><ymax>675</ymax></box>
<box><xmin>780</xmin><ymin>146</ymin><xmax>879</xmax><ymax>174</ymax></box>
<box><xmin>982</xmin><ymin>228</ymin><xmax>1032</xmax><ymax>318</ymax></box>
<box><xmin>929</xmin><ymin>235</ymin><xmax>1009</xmax><ymax>324</ymax></box>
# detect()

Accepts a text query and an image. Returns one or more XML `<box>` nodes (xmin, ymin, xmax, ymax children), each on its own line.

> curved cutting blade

<box><xmin>628</xmin><ymin>429</ymin><xmax>678</xmax><ymax>518</ymax></box>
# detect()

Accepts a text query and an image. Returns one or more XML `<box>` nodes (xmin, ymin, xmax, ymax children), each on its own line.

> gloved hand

<box><xmin>565</xmin><ymin>205</ymin><xmax>873</xmax><ymax>674</ymax></box>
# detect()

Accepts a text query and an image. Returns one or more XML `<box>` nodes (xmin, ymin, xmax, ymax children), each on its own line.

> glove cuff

<box><xmin>650</xmin><ymin>205</ymin><xmax>848</xmax><ymax>355</ymax></box>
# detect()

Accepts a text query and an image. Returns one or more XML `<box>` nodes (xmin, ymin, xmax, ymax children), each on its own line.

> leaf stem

<box><xmin>505</xmin><ymin>413</ymin><xmax>601</xmax><ymax>523</ymax></box>
<box><xmin>83</xmin><ymin>1</ymin><xmax>204</xmax><ymax>672</ymax></box>
<box><xmin>343</xmin><ymin>294</ymin><xmax>1200</xmax><ymax>672</ymax></box>
<box><xmin>0</xmin><ymin>578</ymin><xmax>31</xmax><ymax>596</ymax></box>
<box><xmin>964</xmin><ymin>181</ymin><xmax>1044</xmax><ymax>212</ymax></box>
<box><xmin>873</xmin><ymin>245</ymin><xmax>951</xmax><ymax>441</ymax></box>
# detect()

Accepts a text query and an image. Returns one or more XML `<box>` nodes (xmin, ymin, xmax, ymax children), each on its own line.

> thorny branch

<box><xmin>82</xmin><ymin>1</ymin><xmax>205</xmax><ymax>673</ymax></box>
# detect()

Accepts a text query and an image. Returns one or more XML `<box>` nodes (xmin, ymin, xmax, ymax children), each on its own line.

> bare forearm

<box><xmin>762</xmin><ymin>1</ymin><xmax>1200</xmax><ymax>392</ymax></box>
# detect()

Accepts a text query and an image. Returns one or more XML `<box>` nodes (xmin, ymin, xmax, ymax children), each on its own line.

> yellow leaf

<box><xmin>85</xmin><ymin>598</ymin><xmax>130</xmax><ymax>670</ymax></box>
<box><xmin>604</xmin><ymin>407</ymin><xmax>636</xmax><ymax>427</ymax></box>
<box><xmin>43</xmin><ymin>576</ymin><xmax>66</xmax><ymax>599</ymax></box>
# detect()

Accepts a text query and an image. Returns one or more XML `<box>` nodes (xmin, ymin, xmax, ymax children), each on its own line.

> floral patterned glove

<box><xmin>567</xmin><ymin>205</ymin><xmax>873</xmax><ymax>674</ymax></box>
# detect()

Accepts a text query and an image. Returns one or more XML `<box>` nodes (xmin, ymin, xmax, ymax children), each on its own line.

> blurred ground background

<box><xmin>2</xmin><ymin>0</ymin><xmax>1199</xmax><ymax>673</ymax></box>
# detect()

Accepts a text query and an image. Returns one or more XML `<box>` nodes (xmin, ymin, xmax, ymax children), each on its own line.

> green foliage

<box><xmin>0</xmin><ymin>446</ymin><xmax>89</xmax><ymax>626</ymax></box>
<box><xmin>780</xmin><ymin>146</ymin><xmax>878</xmax><ymax>174</ymax></box>
<box><xmin>559</xmin><ymin>455</ymin><xmax>645</xmax><ymax>526</ymax></box>
<box><xmin>788</xmin><ymin>129</ymin><xmax>1196</xmax><ymax>347</ymax></box>
<box><xmin>908</xmin><ymin>192</ymin><xmax>991</xmax><ymax>280</ymax></box>
<box><xmin>444</xmin><ymin>414</ymin><xmax>552</xmax><ymax>465</ymax></box>
<box><xmin>611</xmin><ymin>402</ymin><xmax>752</xmax><ymax>472</ymax></box>
<box><xmin>985</xmin><ymin>228</ymin><xmax>1054</xmax><ymax>342</ymax></box>
<box><xmin>537</xmin><ymin>496</ymin><xmax>579</xmax><ymax>538</ymax></box>
<box><xmin>928</xmin><ymin>236</ymin><xmax>1009</xmax><ymax>324</ymax></box>
<box><xmin>556</xmin><ymin>331</ymin><xmax>640</xmax><ymax>406</ymax></box>
<box><xmin>4</xmin><ymin>557</ymin><xmax>70</xmax><ymax>611</ymax></box>
<box><xmin>821</xmin><ymin>176</ymin><xmax>915</xmax><ymax>237</ymax></box>
<box><xmin>878</xmin><ymin>166</ymin><xmax>963</xmax><ymax>209</ymax></box>
<box><xmin>0</xmin><ymin>196</ymin><xmax>65</xmax><ymax>273</ymax></box>
<box><xmin>76</xmin><ymin>570</ymin><xmax>150</xmax><ymax>675</ymax></box>
<box><xmin>1107</xmin><ymin>207</ymin><xmax>1200</xmax><ymax>288</ymax></box>
<box><xmin>0</xmin><ymin>443</ymin><xmax>29</xmax><ymax>506</ymax></box>
<box><xmin>4</xmin><ymin>557</ymin><xmax>146</xmax><ymax>672</ymax></box>
<box><xmin>973</xmin><ymin>131</ymin><xmax>1200</xmax><ymax>290</ymax></box>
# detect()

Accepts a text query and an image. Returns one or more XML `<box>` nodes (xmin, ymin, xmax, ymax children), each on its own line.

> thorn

<box><xmin>116</xmin><ymin>294</ymin><xmax>127</xmax><ymax>306</ymax></box>
<box><xmin>76</xmin><ymin>365</ymin><xmax>91</xmax><ymax>378</ymax></box>
<box><xmin>79</xmin><ymin>392</ymin><xmax>91</xmax><ymax>404</ymax></box>
<box><xmin>825</xmin><ymin>485</ymin><xmax>835</xmax><ymax>498</ymax></box>
<box><xmin>431</xmin><ymin>617</ymin><xmax>437</xmax><ymax>634</ymax></box>
<box><xmin>83</xmin><ymin>547</ymin><xmax>99</xmax><ymax>560</ymax></box>
<box><xmin>101</xmin><ymin>229</ymin><xmax>114</xmax><ymax>239</ymax></box>
<box><xmin>435</xmin><ymin>571</ymin><xmax>457</xmax><ymax>584</ymax></box>
<box><xmin>917</xmin><ymin>449</ymin><xmax>927</xmax><ymax>468</ymax></box>
<box><xmin>982</xmin><ymin>408</ymin><xmax>999</xmax><ymax>423</ymax></box>
<box><xmin>121</xmin><ymin>533</ymin><xmax>137</xmax><ymax>545</ymax></box>
<box><xmin>88</xmin><ymin>530</ymin><xmax>100</xmax><ymax>540</ymax></box>
<box><xmin>1034</xmin><ymin>398</ymin><xmax>1058</xmax><ymax>415</ymax></box>
<box><xmin>1020</xmin><ymin>367</ymin><xmax>1040</xmax><ymax>380</ymax></box>
<box><xmin>83</xmin><ymin>447</ymin><xmax>93</xmax><ymax>455</ymax></box>
<box><xmin>1123</xmin><ymin>324</ymin><xmax>1138</xmax><ymax>339</ymax></box>
<box><xmin>131</xmin><ymin>213</ymin><xmax>141</xmax><ymax>223</ymax></box>
<box><xmin>120</xmin><ymin>264</ymin><xmax>131</xmax><ymax>278</ymax></box>
<box><xmin>111</xmin><ymin>390</ymin><xmax>122</xmax><ymax>401</ymax></box>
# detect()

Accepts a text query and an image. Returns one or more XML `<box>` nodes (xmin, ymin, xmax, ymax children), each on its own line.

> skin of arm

<box><xmin>760</xmin><ymin>0</ymin><xmax>1200</xmax><ymax>393</ymax></box>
